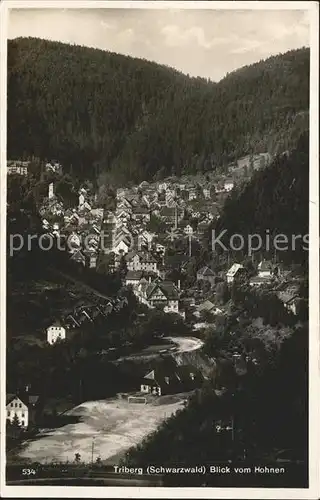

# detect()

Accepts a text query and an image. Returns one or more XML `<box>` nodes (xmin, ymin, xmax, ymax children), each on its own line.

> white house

<box><xmin>249</xmin><ymin>275</ymin><xmax>272</xmax><ymax>287</ymax></box>
<box><xmin>183</xmin><ymin>224</ymin><xmax>194</xmax><ymax>236</ymax></box>
<box><xmin>113</xmin><ymin>238</ymin><xmax>131</xmax><ymax>255</ymax></box>
<box><xmin>155</xmin><ymin>242</ymin><xmax>166</xmax><ymax>255</ymax></box>
<box><xmin>78</xmin><ymin>193</ymin><xmax>85</xmax><ymax>208</ymax></box>
<box><xmin>42</xmin><ymin>218</ymin><xmax>50</xmax><ymax>230</ymax></box>
<box><xmin>226</xmin><ymin>263</ymin><xmax>244</xmax><ymax>284</ymax></box>
<box><xmin>158</xmin><ymin>182</ymin><xmax>168</xmax><ymax>192</ymax></box>
<box><xmin>68</xmin><ymin>232</ymin><xmax>81</xmax><ymax>250</ymax></box>
<box><xmin>224</xmin><ymin>179</ymin><xmax>234</xmax><ymax>192</ymax></box>
<box><xmin>188</xmin><ymin>188</ymin><xmax>197</xmax><ymax>201</ymax></box>
<box><xmin>6</xmin><ymin>395</ymin><xmax>29</xmax><ymax>428</ymax></box>
<box><xmin>257</xmin><ymin>260</ymin><xmax>273</xmax><ymax>278</ymax></box>
<box><xmin>47</xmin><ymin>323</ymin><xmax>66</xmax><ymax>345</ymax></box>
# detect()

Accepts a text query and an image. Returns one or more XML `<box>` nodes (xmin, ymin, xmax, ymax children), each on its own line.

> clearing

<box><xmin>18</xmin><ymin>394</ymin><xmax>186</xmax><ymax>465</ymax></box>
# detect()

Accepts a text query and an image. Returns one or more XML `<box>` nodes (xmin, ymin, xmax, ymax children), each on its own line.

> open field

<box><xmin>17</xmin><ymin>394</ymin><xmax>186</xmax><ymax>465</ymax></box>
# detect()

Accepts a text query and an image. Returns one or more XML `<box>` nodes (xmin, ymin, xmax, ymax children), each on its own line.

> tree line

<box><xmin>8</xmin><ymin>37</ymin><xmax>309</xmax><ymax>184</ymax></box>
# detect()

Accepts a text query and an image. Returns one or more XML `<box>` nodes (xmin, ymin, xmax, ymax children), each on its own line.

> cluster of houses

<box><xmin>45</xmin><ymin>295</ymin><xmax>129</xmax><ymax>345</ymax></box>
<box><xmin>96</xmin><ymin>178</ymin><xmax>236</xmax><ymax>317</ymax></box>
<box><xmin>7</xmin><ymin>159</ymin><xmax>63</xmax><ymax>176</ymax></box>
<box><xmin>103</xmin><ymin>179</ymin><xmax>227</xmax><ymax>258</ymax></box>
<box><xmin>194</xmin><ymin>259</ymin><xmax>302</xmax><ymax>319</ymax></box>
<box><xmin>40</xmin><ymin>184</ymin><xmax>104</xmax><ymax>269</ymax></box>
<box><xmin>7</xmin><ymin>160</ymin><xmax>30</xmax><ymax>176</ymax></box>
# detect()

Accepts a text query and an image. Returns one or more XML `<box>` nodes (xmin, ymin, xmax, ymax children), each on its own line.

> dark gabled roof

<box><xmin>146</xmin><ymin>280</ymin><xmax>179</xmax><ymax>301</ymax></box>
<box><xmin>142</xmin><ymin>360</ymin><xmax>202</xmax><ymax>388</ymax></box>
<box><xmin>277</xmin><ymin>291</ymin><xmax>300</xmax><ymax>304</ymax></box>
<box><xmin>140</xmin><ymin>253</ymin><xmax>157</xmax><ymax>263</ymax></box>
<box><xmin>258</xmin><ymin>260</ymin><xmax>273</xmax><ymax>271</ymax></box>
<box><xmin>126</xmin><ymin>270</ymin><xmax>144</xmax><ymax>280</ymax></box>
<box><xmin>132</xmin><ymin>206</ymin><xmax>150</xmax><ymax>214</ymax></box>
<box><xmin>159</xmin><ymin>280</ymin><xmax>180</xmax><ymax>300</ymax></box>
<box><xmin>142</xmin><ymin>359</ymin><xmax>180</xmax><ymax>388</ymax></box>
<box><xmin>70</xmin><ymin>250</ymin><xmax>86</xmax><ymax>262</ymax></box>
<box><xmin>197</xmin><ymin>266</ymin><xmax>215</xmax><ymax>276</ymax></box>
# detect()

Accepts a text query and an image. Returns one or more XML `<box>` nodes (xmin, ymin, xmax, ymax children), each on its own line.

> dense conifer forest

<box><xmin>8</xmin><ymin>37</ymin><xmax>309</xmax><ymax>184</ymax></box>
<box><xmin>211</xmin><ymin>132</ymin><xmax>309</xmax><ymax>266</ymax></box>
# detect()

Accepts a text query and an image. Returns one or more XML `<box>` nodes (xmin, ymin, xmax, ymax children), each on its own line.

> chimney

<box><xmin>177</xmin><ymin>279</ymin><xmax>181</xmax><ymax>290</ymax></box>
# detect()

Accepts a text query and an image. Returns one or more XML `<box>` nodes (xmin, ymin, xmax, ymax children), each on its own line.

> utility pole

<box><xmin>231</xmin><ymin>415</ymin><xmax>235</xmax><ymax>443</ymax></box>
<box><xmin>91</xmin><ymin>437</ymin><xmax>95</xmax><ymax>465</ymax></box>
<box><xmin>187</xmin><ymin>234</ymin><xmax>192</xmax><ymax>257</ymax></box>
<box><xmin>174</xmin><ymin>200</ymin><xmax>178</xmax><ymax>230</ymax></box>
<box><xmin>273</xmin><ymin>247</ymin><xmax>277</xmax><ymax>264</ymax></box>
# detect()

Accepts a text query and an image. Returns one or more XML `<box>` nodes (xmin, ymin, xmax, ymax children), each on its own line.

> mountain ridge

<box><xmin>7</xmin><ymin>37</ymin><xmax>309</xmax><ymax>184</ymax></box>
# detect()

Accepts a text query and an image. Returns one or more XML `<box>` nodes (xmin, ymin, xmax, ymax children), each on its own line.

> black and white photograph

<box><xmin>1</xmin><ymin>1</ymin><xmax>319</xmax><ymax>498</ymax></box>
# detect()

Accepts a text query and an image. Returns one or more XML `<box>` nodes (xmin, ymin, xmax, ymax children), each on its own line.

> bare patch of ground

<box><xmin>18</xmin><ymin>394</ymin><xmax>186</xmax><ymax>465</ymax></box>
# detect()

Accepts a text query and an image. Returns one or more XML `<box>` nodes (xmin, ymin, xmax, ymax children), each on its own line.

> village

<box><xmin>6</xmin><ymin>152</ymin><xmax>304</xmax><ymax>445</ymax></box>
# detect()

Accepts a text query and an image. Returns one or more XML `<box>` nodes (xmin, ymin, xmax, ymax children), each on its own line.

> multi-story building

<box><xmin>46</xmin><ymin>323</ymin><xmax>67</xmax><ymax>345</ymax></box>
<box><xmin>6</xmin><ymin>395</ymin><xmax>29</xmax><ymax>428</ymax></box>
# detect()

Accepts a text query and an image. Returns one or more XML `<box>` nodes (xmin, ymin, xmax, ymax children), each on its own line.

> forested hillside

<box><xmin>8</xmin><ymin>37</ymin><xmax>309</xmax><ymax>184</ymax></box>
<box><xmin>212</xmin><ymin>132</ymin><xmax>309</xmax><ymax>266</ymax></box>
<box><xmin>121</xmin><ymin>132</ymin><xmax>309</xmax><ymax>481</ymax></box>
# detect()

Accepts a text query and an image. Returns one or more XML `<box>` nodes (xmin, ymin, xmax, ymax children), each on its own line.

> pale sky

<box><xmin>8</xmin><ymin>8</ymin><xmax>310</xmax><ymax>81</ymax></box>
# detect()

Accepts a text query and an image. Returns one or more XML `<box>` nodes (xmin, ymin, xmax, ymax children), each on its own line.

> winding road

<box><xmin>164</xmin><ymin>336</ymin><xmax>204</xmax><ymax>353</ymax></box>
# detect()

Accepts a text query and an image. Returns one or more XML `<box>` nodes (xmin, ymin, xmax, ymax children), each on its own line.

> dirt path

<box><xmin>164</xmin><ymin>336</ymin><xmax>204</xmax><ymax>353</ymax></box>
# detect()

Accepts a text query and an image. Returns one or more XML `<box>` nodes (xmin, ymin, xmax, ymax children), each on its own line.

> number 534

<box><xmin>22</xmin><ymin>469</ymin><xmax>36</xmax><ymax>475</ymax></box>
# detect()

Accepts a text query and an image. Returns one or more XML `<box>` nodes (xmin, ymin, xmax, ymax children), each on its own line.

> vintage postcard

<box><xmin>0</xmin><ymin>1</ymin><xmax>319</xmax><ymax>498</ymax></box>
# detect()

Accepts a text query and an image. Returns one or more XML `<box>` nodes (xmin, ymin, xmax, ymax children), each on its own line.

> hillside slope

<box><xmin>8</xmin><ymin>38</ymin><xmax>309</xmax><ymax>183</ymax></box>
<box><xmin>212</xmin><ymin>131</ymin><xmax>309</xmax><ymax>266</ymax></box>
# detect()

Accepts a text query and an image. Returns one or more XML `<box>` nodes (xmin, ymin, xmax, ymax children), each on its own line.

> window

<box><xmin>15</xmin><ymin>403</ymin><xmax>17</xmax><ymax>408</ymax></box>
<box><xmin>7</xmin><ymin>411</ymin><xmax>10</xmax><ymax>417</ymax></box>
<box><xmin>19</xmin><ymin>403</ymin><xmax>22</xmax><ymax>408</ymax></box>
<box><xmin>21</xmin><ymin>421</ymin><xmax>25</xmax><ymax>427</ymax></box>
<box><xmin>22</xmin><ymin>413</ymin><xmax>25</xmax><ymax>417</ymax></box>
<box><xmin>10</xmin><ymin>403</ymin><xmax>13</xmax><ymax>407</ymax></box>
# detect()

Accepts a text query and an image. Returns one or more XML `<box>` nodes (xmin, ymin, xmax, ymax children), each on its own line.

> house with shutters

<box><xmin>6</xmin><ymin>394</ymin><xmax>29</xmax><ymax>428</ymax></box>
<box><xmin>126</xmin><ymin>251</ymin><xmax>158</xmax><ymax>274</ymax></box>
<box><xmin>136</xmin><ymin>279</ymin><xmax>182</xmax><ymax>315</ymax></box>
<box><xmin>47</xmin><ymin>322</ymin><xmax>67</xmax><ymax>345</ymax></box>
<box><xmin>224</xmin><ymin>179</ymin><xmax>234</xmax><ymax>192</ymax></box>
<box><xmin>125</xmin><ymin>270</ymin><xmax>145</xmax><ymax>288</ymax></box>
